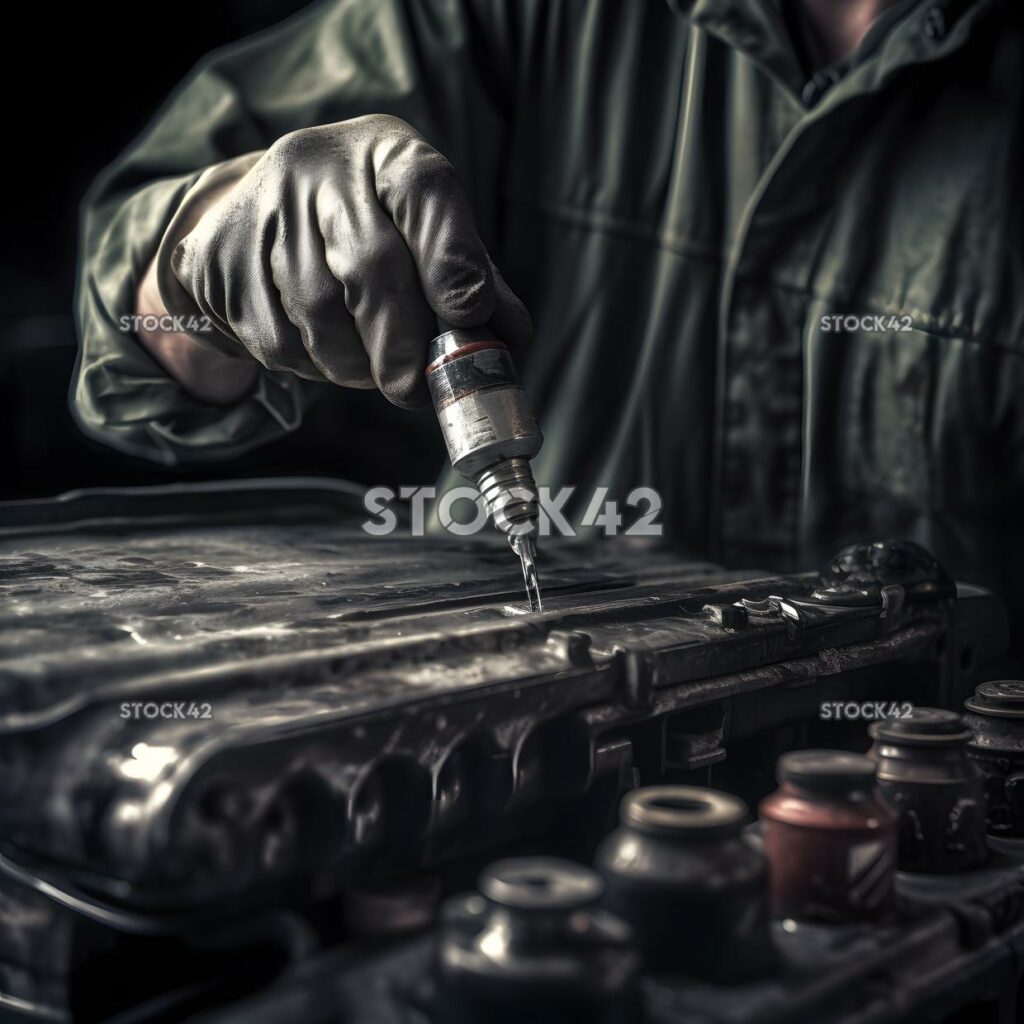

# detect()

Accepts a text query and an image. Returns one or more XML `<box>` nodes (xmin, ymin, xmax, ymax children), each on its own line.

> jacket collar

<box><xmin>668</xmin><ymin>0</ymin><xmax>804</xmax><ymax>93</ymax></box>
<box><xmin>667</xmin><ymin>0</ymin><xmax>999</xmax><ymax>105</ymax></box>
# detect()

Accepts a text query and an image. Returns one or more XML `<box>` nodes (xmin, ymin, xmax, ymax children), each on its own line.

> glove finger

<box><xmin>318</xmin><ymin>184</ymin><xmax>436</xmax><ymax>408</ymax></box>
<box><xmin>487</xmin><ymin>257</ymin><xmax>533</xmax><ymax>351</ymax></box>
<box><xmin>372</xmin><ymin>129</ymin><xmax>495</xmax><ymax>327</ymax></box>
<box><xmin>177</xmin><ymin>212</ymin><xmax>319</xmax><ymax>380</ymax></box>
<box><xmin>169</xmin><ymin>235</ymin><xmax>239</xmax><ymax>354</ymax></box>
<box><xmin>271</xmin><ymin>199</ymin><xmax>374</xmax><ymax>388</ymax></box>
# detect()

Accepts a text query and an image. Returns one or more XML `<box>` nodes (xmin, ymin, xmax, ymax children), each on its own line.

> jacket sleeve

<box><xmin>73</xmin><ymin>0</ymin><xmax>519</xmax><ymax>465</ymax></box>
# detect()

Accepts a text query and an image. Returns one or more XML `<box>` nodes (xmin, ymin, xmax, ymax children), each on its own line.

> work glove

<box><xmin>156</xmin><ymin>115</ymin><xmax>531</xmax><ymax>408</ymax></box>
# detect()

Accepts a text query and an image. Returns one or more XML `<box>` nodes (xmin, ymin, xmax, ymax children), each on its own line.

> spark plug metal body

<box><xmin>426</xmin><ymin>326</ymin><xmax>543</xmax><ymax>610</ymax></box>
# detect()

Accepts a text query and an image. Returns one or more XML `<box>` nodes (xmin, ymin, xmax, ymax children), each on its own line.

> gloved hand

<box><xmin>157</xmin><ymin>115</ymin><xmax>531</xmax><ymax>408</ymax></box>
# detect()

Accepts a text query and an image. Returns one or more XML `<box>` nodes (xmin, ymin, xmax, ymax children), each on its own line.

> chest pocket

<box><xmin>800</xmin><ymin>307</ymin><xmax>1014</xmax><ymax>561</ymax></box>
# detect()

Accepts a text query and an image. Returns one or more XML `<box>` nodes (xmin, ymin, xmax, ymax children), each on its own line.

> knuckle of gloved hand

<box><xmin>365</xmin><ymin>113</ymin><xmax>420</xmax><ymax>142</ymax></box>
<box><xmin>374</xmin><ymin>132</ymin><xmax>455</xmax><ymax>208</ymax></box>
<box><xmin>183</xmin><ymin>211</ymin><xmax>233</xmax><ymax>271</ymax></box>
<box><xmin>402</xmin><ymin>145</ymin><xmax>457</xmax><ymax>200</ymax></box>
<box><xmin>265</xmin><ymin>127</ymin><xmax>320</xmax><ymax>174</ymax></box>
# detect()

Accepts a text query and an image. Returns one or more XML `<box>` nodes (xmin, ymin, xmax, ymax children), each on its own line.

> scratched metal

<box><xmin>0</xmin><ymin>520</ymin><xmax>731</xmax><ymax>718</ymax></box>
<box><xmin>0</xmin><ymin>481</ymin><xmax>984</xmax><ymax>915</ymax></box>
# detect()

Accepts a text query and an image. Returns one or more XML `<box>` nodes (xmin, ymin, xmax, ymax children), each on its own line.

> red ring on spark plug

<box><xmin>424</xmin><ymin>340</ymin><xmax>509</xmax><ymax>377</ymax></box>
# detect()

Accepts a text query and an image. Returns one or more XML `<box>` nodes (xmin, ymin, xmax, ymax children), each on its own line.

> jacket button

<box><xmin>801</xmin><ymin>69</ymin><xmax>839</xmax><ymax>108</ymax></box>
<box><xmin>924</xmin><ymin>6</ymin><xmax>947</xmax><ymax>39</ymax></box>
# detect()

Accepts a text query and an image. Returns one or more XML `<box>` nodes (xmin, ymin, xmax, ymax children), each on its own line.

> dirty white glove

<box><xmin>157</xmin><ymin>115</ymin><xmax>531</xmax><ymax>408</ymax></box>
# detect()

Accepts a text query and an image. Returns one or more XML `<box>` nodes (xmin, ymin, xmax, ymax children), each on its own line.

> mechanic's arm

<box><xmin>75</xmin><ymin>0</ymin><xmax>525</xmax><ymax>465</ymax></box>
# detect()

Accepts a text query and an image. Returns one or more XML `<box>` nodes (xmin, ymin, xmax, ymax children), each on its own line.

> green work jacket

<box><xmin>74</xmin><ymin>0</ymin><xmax>1024</xmax><ymax>623</ymax></box>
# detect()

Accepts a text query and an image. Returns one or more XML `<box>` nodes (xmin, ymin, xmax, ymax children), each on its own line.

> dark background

<box><xmin>0</xmin><ymin>1</ymin><xmax>443</xmax><ymax>501</ymax></box>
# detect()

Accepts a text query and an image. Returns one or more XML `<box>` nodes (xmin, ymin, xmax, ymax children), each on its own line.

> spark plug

<box><xmin>426</xmin><ymin>324</ymin><xmax>543</xmax><ymax>611</ymax></box>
